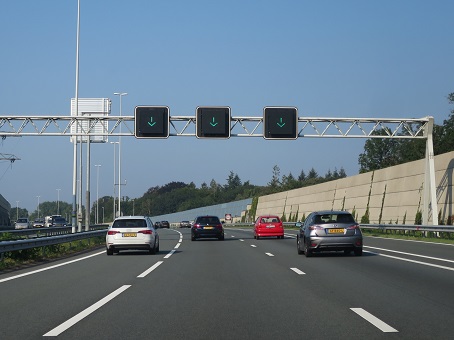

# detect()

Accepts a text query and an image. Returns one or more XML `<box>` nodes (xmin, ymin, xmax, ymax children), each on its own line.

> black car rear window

<box><xmin>113</xmin><ymin>219</ymin><xmax>147</xmax><ymax>228</ymax></box>
<box><xmin>197</xmin><ymin>217</ymin><xmax>220</xmax><ymax>224</ymax></box>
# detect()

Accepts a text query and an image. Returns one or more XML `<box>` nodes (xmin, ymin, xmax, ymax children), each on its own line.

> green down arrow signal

<box><xmin>277</xmin><ymin>117</ymin><xmax>286</xmax><ymax>128</ymax></box>
<box><xmin>210</xmin><ymin>117</ymin><xmax>218</xmax><ymax>127</ymax></box>
<box><xmin>148</xmin><ymin>117</ymin><xmax>156</xmax><ymax>127</ymax></box>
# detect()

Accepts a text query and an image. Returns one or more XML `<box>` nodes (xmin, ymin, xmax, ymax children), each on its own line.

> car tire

<box><xmin>150</xmin><ymin>239</ymin><xmax>159</xmax><ymax>254</ymax></box>
<box><xmin>297</xmin><ymin>238</ymin><xmax>304</xmax><ymax>255</ymax></box>
<box><xmin>106</xmin><ymin>248</ymin><xmax>113</xmax><ymax>256</ymax></box>
<box><xmin>191</xmin><ymin>234</ymin><xmax>196</xmax><ymax>241</ymax></box>
<box><xmin>354</xmin><ymin>248</ymin><xmax>363</xmax><ymax>256</ymax></box>
<box><xmin>218</xmin><ymin>235</ymin><xmax>224</xmax><ymax>241</ymax></box>
<box><xmin>256</xmin><ymin>235</ymin><xmax>260</xmax><ymax>240</ymax></box>
<box><xmin>304</xmin><ymin>241</ymin><xmax>312</xmax><ymax>257</ymax></box>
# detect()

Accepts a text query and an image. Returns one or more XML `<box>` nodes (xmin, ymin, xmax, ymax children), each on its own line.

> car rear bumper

<box><xmin>307</xmin><ymin>235</ymin><xmax>363</xmax><ymax>251</ymax></box>
<box><xmin>192</xmin><ymin>229</ymin><xmax>224</xmax><ymax>239</ymax></box>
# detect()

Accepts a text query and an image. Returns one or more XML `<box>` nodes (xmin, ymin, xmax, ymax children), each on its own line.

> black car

<box><xmin>52</xmin><ymin>217</ymin><xmax>68</xmax><ymax>228</ymax></box>
<box><xmin>191</xmin><ymin>215</ymin><xmax>224</xmax><ymax>241</ymax></box>
<box><xmin>154</xmin><ymin>221</ymin><xmax>162</xmax><ymax>229</ymax></box>
<box><xmin>160</xmin><ymin>221</ymin><xmax>170</xmax><ymax>229</ymax></box>
<box><xmin>297</xmin><ymin>210</ymin><xmax>363</xmax><ymax>257</ymax></box>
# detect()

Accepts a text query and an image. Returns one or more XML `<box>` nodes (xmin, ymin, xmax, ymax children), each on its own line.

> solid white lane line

<box><xmin>265</xmin><ymin>253</ymin><xmax>274</xmax><ymax>257</ymax></box>
<box><xmin>364</xmin><ymin>246</ymin><xmax>454</xmax><ymax>263</ymax></box>
<box><xmin>137</xmin><ymin>261</ymin><xmax>164</xmax><ymax>278</ymax></box>
<box><xmin>43</xmin><ymin>285</ymin><xmax>131</xmax><ymax>337</ymax></box>
<box><xmin>364</xmin><ymin>251</ymin><xmax>454</xmax><ymax>272</ymax></box>
<box><xmin>164</xmin><ymin>250</ymin><xmax>176</xmax><ymax>259</ymax></box>
<box><xmin>350</xmin><ymin>308</ymin><xmax>398</xmax><ymax>333</ymax></box>
<box><xmin>290</xmin><ymin>267</ymin><xmax>306</xmax><ymax>275</ymax></box>
<box><xmin>0</xmin><ymin>251</ymin><xmax>105</xmax><ymax>284</ymax></box>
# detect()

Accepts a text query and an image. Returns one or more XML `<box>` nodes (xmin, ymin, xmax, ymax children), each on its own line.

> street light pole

<box><xmin>114</xmin><ymin>92</ymin><xmax>127</xmax><ymax>218</ymax></box>
<box><xmin>110</xmin><ymin>141</ymin><xmax>119</xmax><ymax>219</ymax></box>
<box><xmin>56</xmin><ymin>189</ymin><xmax>61</xmax><ymax>215</ymax></box>
<box><xmin>16</xmin><ymin>201</ymin><xmax>19</xmax><ymax>221</ymax></box>
<box><xmin>95</xmin><ymin>164</ymin><xmax>101</xmax><ymax>224</ymax></box>
<box><xmin>36</xmin><ymin>196</ymin><xmax>40</xmax><ymax>219</ymax></box>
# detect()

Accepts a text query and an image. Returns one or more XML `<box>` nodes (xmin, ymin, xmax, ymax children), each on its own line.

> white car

<box><xmin>15</xmin><ymin>218</ymin><xmax>29</xmax><ymax>229</ymax></box>
<box><xmin>106</xmin><ymin>216</ymin><xmax>159</xmax><ymax>255</ymax></box>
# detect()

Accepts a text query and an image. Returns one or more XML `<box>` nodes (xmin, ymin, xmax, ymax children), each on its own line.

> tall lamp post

<box><xmin>110</xmin><ymin>141</ymin><xmax>119</xmax><ymax>219</ymax></box>
<box><xmin>36</xmin><ymin>195</ymin><xmax>40</xmax><ymax>219</ymax></box>
<box><xmin>95</xmin><ymin>164</ymin><xmax>101</xmax><ymax>224</ymax></box>
<box><xmin>16</xmin><ymin>201</ymin><xmax>19</xmax><ymax>221</ymax></box>
<box><xmin>56</xmin><ymin>189</ymin><xmax>61</xmax><ymax>215</ymax></box>
<box><xmin>114</xmin><ymin>92</ymin><xmax>127</xmax><ymax>218</ymax></box>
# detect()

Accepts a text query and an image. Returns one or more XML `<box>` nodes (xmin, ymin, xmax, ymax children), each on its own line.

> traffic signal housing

<box><xmin>196</xmin><ymin>106</ymin><xmax>231</xmax><ymax>138</ymax></box>
<box><xmin>263</xmin><ymin>106</ymin><xmax>298</xmax><ymax>139</ymax></box>
<box><xmin>134</xmin><ymin>106</ymin><xmax>170</xmax><ymax>138</ymax></box>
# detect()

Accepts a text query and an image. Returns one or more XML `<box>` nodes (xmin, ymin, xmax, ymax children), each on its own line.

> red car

<box><xmin>254</xmin><ymin>215</ymin><xmax>284</xmax><ymax>239</ymax></box>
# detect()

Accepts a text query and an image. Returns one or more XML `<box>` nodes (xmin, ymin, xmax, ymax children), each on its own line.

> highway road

<box><xmin>0</xmin><ymin>228</ymin><xmax>453</xmax><ymax>339</ymax></box>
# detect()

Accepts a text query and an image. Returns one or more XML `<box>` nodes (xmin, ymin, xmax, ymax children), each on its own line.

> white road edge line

<box><xmin>137</xmin><ymin>261</ymin><xmax>164</xmax><ymax>278</ymax></box>
<box><xmin>164</xmin><ymin>249</ymin><xmax>176</xmax><ymax>259</ymax></box>
<box><xmin>0</xmin><ymin>251</ymin><xmax>105</xmax><ymax>284</ymax></box>
<box><xmin>290</xmin><ymin>267</ymin><xmax>305</xmax><ymax>275</ymax></box>
<box><xmin>364</xmin><ymin>246</ymin><xmax>454</xmax><ymax>264</ymax></box>
<box><xmin>351</xmin><ymin>308</ymin><xmax>398</xmax><ymax>333</ymax></box>
<box><xmin>43</xmin><ymin>285</ymin><xmax>131</xmax><ymax>337</ymax></box>
<box><xmin>364</xmin><ymin>251</ymin><xmax>454</xmax><ymax>271</ymax></box>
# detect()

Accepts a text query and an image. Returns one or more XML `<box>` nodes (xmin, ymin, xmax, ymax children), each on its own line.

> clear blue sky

<box><xmin>1</xmin><ymin>0</ymin><xmax>453</xmax><ymax>213</ymax></box>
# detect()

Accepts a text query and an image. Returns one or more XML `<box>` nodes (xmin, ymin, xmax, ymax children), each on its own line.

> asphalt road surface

<box><xmin>0</xmin><ymin>228</ymin><xmax>453</xmax><ymax>339</ymax></box>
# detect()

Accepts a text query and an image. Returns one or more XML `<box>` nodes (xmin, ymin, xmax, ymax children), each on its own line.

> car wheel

<box><xmin>297</xmin><ymin>237</ymin><xmax>304</xmax><ymax>255</ymax></box>
<box><xmin>218</xmin><ymin>235</ymin><xmax>224</xmax><ymax>241</ymax></box>
<box><xmin>256</xmin><ymin>235</ymin><xmax>260</xmax><ymax>240</ymax></box>
<box><xmin>304</xmin><ymin>241</ymin><xmax>312</xmax><ymax>257</ymax></box>
<box><xmin>106</xmin><ymin>248</ymin><xmax>113</xmax><ymax>256</ymax></box>
<box><xmin>354</xmin><ymin>248</ymin><xmax>363</xmax><ymax>256</ymax></box>
<box><xmin>191</xmin><ymin>234</ymin><xmax>196</xmax><ymax>241</ymax></box>
<box><xmin>156</xmin><ymin>239</ymin><xmax>160</xmax><ymax>252</ymax></box>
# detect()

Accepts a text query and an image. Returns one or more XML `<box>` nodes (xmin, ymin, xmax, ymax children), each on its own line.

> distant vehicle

<box><xmin>254</xmin><ymin>215</ymin><xmax>284</xmax><ymax>239</ymax></box>
<box><xmin>45</xmin><ymin>215</ymin><xmax>62</xmax><ymax>228</ymax></box>
<box><xmin>154</xmin><ymin>221</ymin><xmax>162</xmax><ymax>229</ymax></box>
<box><xmin>52</xmin><ymin>217</ymin><xmax>67</xmax><ymax>227</ymax></box>
<box><xmin>32</xmin><ymin>218</ymin><xmax>45</xmax><ymax>228</ymax></box>
<box><xmin>106</xmin><ymin>216</ymin><xmax>159</xmax><ymax>255</ymax></box>
<box><xmin>191</xmin><ymin>215</ymin><xmax>224</xmax><ymax>241</ymax></box>
<box><xmin>15</xmin><ymin>218</ymin><xmax>29</xmax><ymax>229</ymax></box>
<box><xmin>180</xmin><ymin>220</ymin><xmax>191</xmax><ymax>228</ymax></box>
<box><xmin>297</xmin><ymin>210</ymin><xmax>363</xmax><ymax>257</ymax></box>
<box><xmin>160</xmin><ymin>221</ymin><xmax>170</xmax><ymax>229</ymax></box>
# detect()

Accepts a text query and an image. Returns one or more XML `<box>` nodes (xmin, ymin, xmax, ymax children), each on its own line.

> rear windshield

<box><xmin>261</xmin><ymin>217</ymin><xmax>280</xmax><ymax>223</ymax></box>
<box><xmin>315</xmin><ymin>214</ymin><xmax>355</xmax><ymax>224</ymax></box>
<box><xmin>17</xmin><ymin>219</ymin><xmax>28</xmax><ymax>223</ymax></box>
<box><xmin>112</xmin><ymin>219</ymin><xmax>147</xmax><ymax>228</ymax></box>
<box><xmin>196</xmin><ymin>217</ymin><xmax>220</xmax><ymax>224</ymax></box>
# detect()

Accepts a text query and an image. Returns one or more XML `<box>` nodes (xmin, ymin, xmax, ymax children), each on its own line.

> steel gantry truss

<box><xmin>0</xmin><ymin>115</ymin><xmax>431</xmax><ymax>138</ymax></box>
<box><xmin>0</xmin><ymin>115</ymin><xmax>437</xmax><ymax>225</ymax></box>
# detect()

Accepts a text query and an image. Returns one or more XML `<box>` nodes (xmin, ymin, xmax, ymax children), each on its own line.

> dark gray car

<box><xmin>297</xmin><ymin>210</ymin><xmax>363</xmax><ymax>257</ymax></box>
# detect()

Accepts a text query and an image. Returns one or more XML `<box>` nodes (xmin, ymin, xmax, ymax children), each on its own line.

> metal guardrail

<box><xmin>227</xmin><ymin>222</ymin><xmax>454</xmax><ymax>233</ymax></box>
<box><xmin>0</xmin><ymin>230</ymin><xmax>107</xmax><ymax>255</ymax></box>
<box><xmin>0</xmin><ymin>225</ymin><xmax>108</xmax><ymax>239</ymax></box>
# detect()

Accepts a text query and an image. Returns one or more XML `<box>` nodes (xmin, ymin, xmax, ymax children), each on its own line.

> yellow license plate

<box><xmin>122</xmin><ymin>233</ymin><xmax>137</xmax><ymax>237</ymax></box>
<box><xmin>328</xmin><ymin>228</ymin><xmax>344</xmax><ymax>234</ymax></box>
<box><xmin>203</xmin><ymin>226</ymin><xmax>214</xmax><ymax>230</ymax></box>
